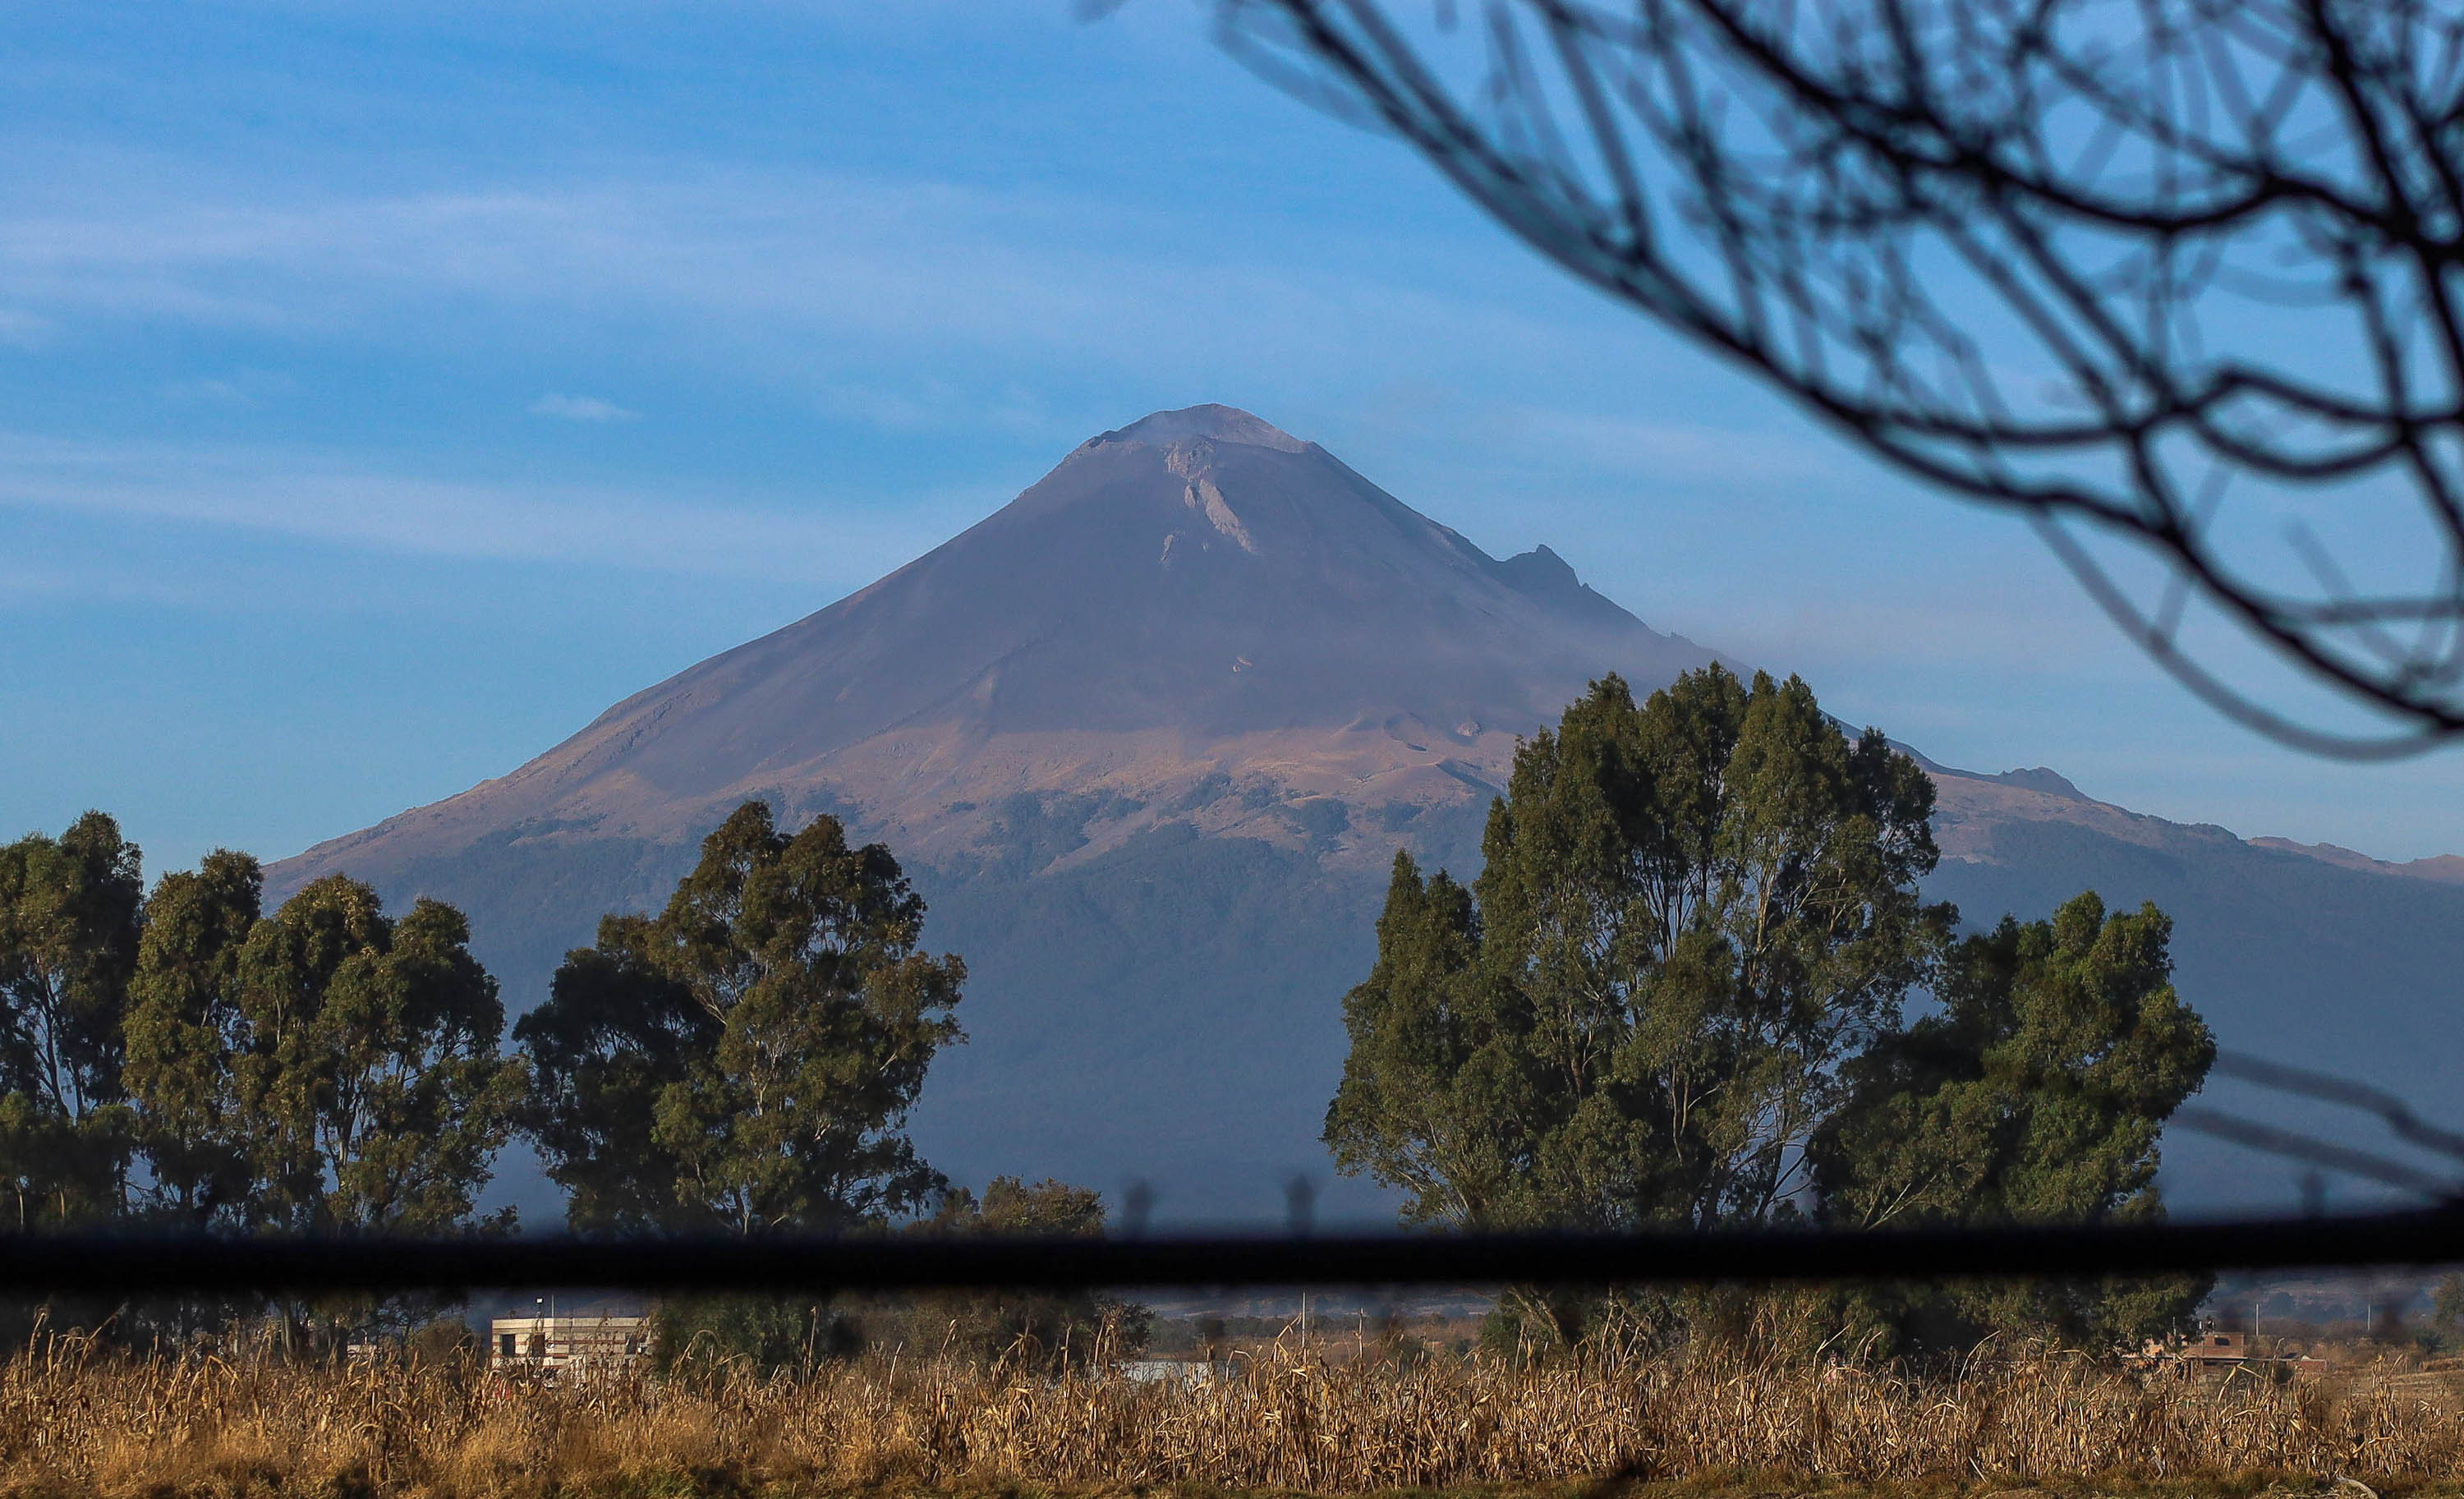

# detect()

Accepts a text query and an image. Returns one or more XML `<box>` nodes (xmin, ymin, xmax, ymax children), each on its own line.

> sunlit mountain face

<box><xmin>283</xmin><ymin>403</ymin><xmax>1709</xmax><ymax>882</ymax></box>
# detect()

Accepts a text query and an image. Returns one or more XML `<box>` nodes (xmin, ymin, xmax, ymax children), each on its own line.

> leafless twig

<box><xmin>1222</xmin><ymin>0</ymin><xmax>2464</xmax><ymax>756</ymax></box>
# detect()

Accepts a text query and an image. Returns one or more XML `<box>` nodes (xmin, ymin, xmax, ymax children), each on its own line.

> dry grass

<box><xmin>1</xmin><ymin>1329</ymin><xmax>2461</xmax><ymax>1499</ymax></box>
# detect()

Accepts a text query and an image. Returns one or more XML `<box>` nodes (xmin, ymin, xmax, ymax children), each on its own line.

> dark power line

<box><xmin>10</xmin><ymin>1207</ymin><xmax>2462</xmax><ymax>1294</ymax></box>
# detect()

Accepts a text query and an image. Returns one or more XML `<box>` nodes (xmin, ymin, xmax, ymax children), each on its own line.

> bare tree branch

<box><xmin>1223</xmin><ymin>0</ymin><xmax>2464</xmax><ymax>755</ymax></box>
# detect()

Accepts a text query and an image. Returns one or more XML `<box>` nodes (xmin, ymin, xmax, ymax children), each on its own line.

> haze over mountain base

<box><xmin>270</xmin><ymin>407</ymin><xmax>2464</xmax><ymax>1225</ymax></box>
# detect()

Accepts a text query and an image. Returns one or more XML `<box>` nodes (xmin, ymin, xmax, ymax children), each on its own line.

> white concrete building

<box><xmin>489</xmin><ymin>1313</ymin><xmax>650</xmax><ymax>1377</ymax></box>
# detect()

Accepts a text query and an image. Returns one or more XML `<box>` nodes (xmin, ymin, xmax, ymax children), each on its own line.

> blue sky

<box><xmin>5</xmin><ymin>0</ymin><xmax>2463</xmax><ymax>878</ymax></box>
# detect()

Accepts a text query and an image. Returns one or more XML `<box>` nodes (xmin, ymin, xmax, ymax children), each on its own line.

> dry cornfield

<box><xmin>1</xmin><ymin>1330</ymin><xmax>2461</xmax><ymax>1499</ymax></box>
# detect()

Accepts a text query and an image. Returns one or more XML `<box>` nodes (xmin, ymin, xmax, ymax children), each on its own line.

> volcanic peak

<box><xmin>1088</xmin><ymin>403</ymin><xmax>1309</xmax><ymax>453</ymax></box>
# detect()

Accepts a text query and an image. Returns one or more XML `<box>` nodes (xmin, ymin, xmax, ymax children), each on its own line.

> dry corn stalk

<box><xmin>0</xmin><ymin>1328</ymin><xmax>2453</xmax><ymax>1497</ymax></box>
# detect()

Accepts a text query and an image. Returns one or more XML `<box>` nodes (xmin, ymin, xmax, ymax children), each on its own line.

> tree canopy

<box><xmin>1811</xmin><ymin>892</ymin><xmax>2216</xmax><ymax>1344</ymax></box>
<box><xmin>1326</xmin><ymin>668</ymin><xmax>2213</xmax><ymax>1345</ymax></box>
<box><xmin>5</xmin><ymin>802</ymin><xmax>966</xmax><ymax>1251</ymax></box>
<box><xmin>123</xmin><ymin>849</ymin><xmax>270</xmax><ymax>1226</ymax></box>
<box><xmin>228</xmin><ymin>876</ymin><xmax>524</xmax><ymax>1235</ymax></box>
<box><xmin>0</xmin><ymin>816</ymin><xmax>525</xmax><ymax>1240</ymax></box>
<box><xmin>1326</xmin><ymin>666</ymin><xmax>1949</xmax><ymax>1230</ymax></box>
<box><xmin>121</xmin><ymin>862</ymin><xmax>523</xmax><ymax>1236</ymax></box>
<box><xmin>1814</xmin><ymin>894</ymin><xmax>2214</xmax><ymax>1235</ymax></box>
<box><xmin>519</xmin><ymin>801</ymin><xmax>966</xmax><ymax>1236</ymax></box>
<box><xmin>0</xmin><ymin>812</ymin><xmax>145</xmax><ymax>1227</ymax></box>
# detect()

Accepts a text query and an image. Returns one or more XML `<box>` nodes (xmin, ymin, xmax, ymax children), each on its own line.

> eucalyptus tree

<box><xmin>520</xmin><ymin>801</ymin><xmax>966</xmax><ymax>1236</ymax></box>
<box><xmin>122</xmin><ymin>850</ymin><xmax>264</xmax><ymax>1225</ymax></box>
<box><xmin>124</xmin><ymin>865</ymin><xmax>522</xmax><ymax>1235</ymax></box>
<box><xmin>1811</xmin><ymin>892</ymin><xmax>2216</xmax><ymax>1344</ymax></box>
<box><xmin>0</xmin><ymin>812</ymin><xmax>144</xmax><ymax>1227</ymax></box>
<box><xmin>1326</xmin><ymin>666</ymin><xmax>1949</xmax><ymax>1231</ymax></box>
<box><xmin>232</xmin><ymin>876</ymin><xmax>524</xmax><ymax>1234</ymax></box>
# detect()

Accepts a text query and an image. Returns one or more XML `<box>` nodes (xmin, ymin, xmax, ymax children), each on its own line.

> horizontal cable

<box><xmin>5</xmin><ymin>1207</ymin><xmax>2462</xmax><ymax>1294</ymax></box>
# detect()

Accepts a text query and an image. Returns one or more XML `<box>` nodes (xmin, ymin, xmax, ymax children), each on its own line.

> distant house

<box><xmin>488</xmin><ymin>1313</ymin><xmax>650</xmax><ymax>1378</ymax></box>
<box><xmin>2190</xmin><ymin>1331</ymin><xmax>2250</xmax><ymax>1366</ymax></box>
<box><xmin>2142</xmin><ymin>1331</ymin><xmax>2325</xmax><ymax>1377</ymax></box>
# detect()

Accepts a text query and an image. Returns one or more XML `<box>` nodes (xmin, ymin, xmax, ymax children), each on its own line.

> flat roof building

<box><xmin>489</xmin><ymin>1313</ymin><xmax>650</xmax><ymax>1378</ymax></box>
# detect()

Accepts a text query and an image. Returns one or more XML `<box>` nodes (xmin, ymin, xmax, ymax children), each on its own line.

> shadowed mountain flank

<box><xmin>271</xmin><ymin>406</ymin><xmax>2464</xmax><ymax>1223</ymax></box>
<box><xmin>1920</xmin><ymin>789</ymin><xmax>2464</xmax><ymax>1212</ymax></box>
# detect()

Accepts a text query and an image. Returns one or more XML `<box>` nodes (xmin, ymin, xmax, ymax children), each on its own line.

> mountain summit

<box><xmin>270</xmin><ymin>407</ymin><xmax>1714</xmax><ymax>1219</ymax></box>
<box><xmin>1092</xmin><ymin>402</ymin><xmax>1311</xmax><ymax>452</ymax></box>
<box><xmin>285</xmin><ymin>405</ymin><xmax>1708</xmax><ymax>890</ymax></box>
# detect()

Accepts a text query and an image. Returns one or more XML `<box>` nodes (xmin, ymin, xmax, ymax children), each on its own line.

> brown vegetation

<box><xmin>1</xmin><ymin>1326</ymin><xmax>2461</xmax><ymax>1499</ymax></box>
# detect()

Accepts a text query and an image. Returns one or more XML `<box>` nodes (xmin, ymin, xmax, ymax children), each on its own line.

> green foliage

<box><xmin>928</xmin><ymin>1173</ymin><xmax>1106</xmax><ymax>1236</ymax></box>
<box><xmin>122</xmin><ymin>864</ymin><xmax>525</xmax><ymax>1236</ymax></box>
<box><xmin>232</xmin><ymin>877</ymin><xmax>526</xmax><ymax>1234</ymax></box>
<box><xmin>1814</xmin><ymin>893</ymin><xmax>2213</xmax><ymax>1230</ymax></box>
<box><xmin>122</xmin><ymin>851</ymin><xmax>267</xmax><ymax>1225</ymax></box>
<box><xmin>519</xmin><ymin>801</ymin><xmax>966</xmax><ymax>1235</ymax></box>
<box><xmin>1326</xmin><ymin>666</ymin><xmax>1950</xmax><ymax>1231</ymax></box>
<box><xmin>123</xmin><ymin>855</ymin><xmax>525</xmax><ymax>1237</ymax></box>
<box><xmin>653</xmin><ymin>1292</ymin><xmax>858</xmax><ymax>1377</ymax></box>
<box><xmin>1327</xmin><ymin>674</ymin><xmax>2217</xmax><ymax>1353</ymax></box>
<box><xmin>907</xmin><ymin>1175</ymin><xmax>1149</xmax><ymax>1368</ymax></box>
<box><xmin>0</xmin><ymin>812</ymin><xmax>518</xmax><ymax>1257</ymax></box>
<box><xmin>1321</xmin><ymin>855</ymin><xmax>1493</xmax><ymax>1225</ymax></box>
<box><xmin>1811</xmin><ymin>893</ymin><xmax>2215</xmax><ymax>1346</ymax></box>
<box><xmin>2434</xmin><ymin>1272</ymin><xmax>2464</xmax><ymax>1331</ymax></box>
<box><xmin>509</xmin><ymin>927</ymin><xmax>713</xmax><ymax>1233</ymax></box>
<box><xmin>0</xmin><ymin>812</ymin><xmax>145</xmax><ymax>1227</ymax></box>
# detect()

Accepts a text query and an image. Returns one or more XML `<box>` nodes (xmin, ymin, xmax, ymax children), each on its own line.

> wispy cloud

<box><xmin>0</xmin><ymin>153</ymin><xmax>1579</xmax><ymax>405</ymax></box>
<box><xmin>0</xmin><ymin>431</ymin><xmax>1001</xmax><ymax>585</ymax></box>
<box><xmin>816</xmin><ymin>379</ymin><xmax>1056</xmax><ymax>439</ymax></box>
<box><xmin>1500</xmin><ymin>405</ymin><xmax>1841</xmax><ymax>485</ymax></box>
<box><xmin>0</xmin><ymin>309</ymin><xmax>49</xmax><ymax>348</ymax></box>
<box><xmin>530</xmin><ymin>392</ymin><xmax>638</xmax><ymax>422</ymax></box>
<box><xmin>160</xmin><ymin>369</ymin><xmax>297</xmax><ymax>407</ymax></box>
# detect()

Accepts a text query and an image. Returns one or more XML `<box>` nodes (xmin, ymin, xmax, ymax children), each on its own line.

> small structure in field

<box><xmin>489</xmin><ymin>1313</ymin><xmax>650</xmax><ymax>1378</ymax></box>
<box><xmin>2189</xmin><ymin>1331</ymin><xmax>2250</xmax><ymax>1367</ymax></box>
<box><xmin>2136</xmin><ymin>1331</ymin><xmax>2327</xmax><ymax>1378</ymax></box>
<box><xmin>1118</xmin><ymin>1359</ymin><xmax>1219</xmax><ymax>1388</ymax></box>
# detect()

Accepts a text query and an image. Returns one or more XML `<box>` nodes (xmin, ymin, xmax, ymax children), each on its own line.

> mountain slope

<box><xmin>287</xmin><ymin>405</ymin><xmax>1705</xmax><ymax>892</ymax></box>
<box><xmin>271</xmin><ymin>406</ymin><xmax>2464</xmax><ymax>1223</ymax></box>
<box><xmin>271</xmin><ymin>406</ymin><xmax>1715</xmax><ymax>1221</ymax></box>
<box><xmin>1919</xmin><ymin>771</ymin><xmax>2464</xmax><ymax>1211</ymax></box>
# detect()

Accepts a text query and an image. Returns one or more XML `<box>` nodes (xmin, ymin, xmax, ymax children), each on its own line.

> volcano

<box><xmin>284</xmin><ymin>403</ymin><xmax>1708</xmax><ymax>880</ymax></box>
<box><xmin>274</xmin><ymin>406</ymin><xmax>2464</xmax><ymax>1223</ymax></box>
<box><xmin>274</xmin><ymin>405</ymin><xmax>1717</xmax><ymax>1220</ymax></box>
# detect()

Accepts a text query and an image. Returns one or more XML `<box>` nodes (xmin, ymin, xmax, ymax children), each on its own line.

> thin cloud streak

<box><xmin>531</xmin><ymin>393</ymin><xmax>639</xmax><ymax>421</ymax></box>
<box><xmin>1501</xmin><ymin>406</ymin><xmax>1840</xmax><ymax>485</ymax></box>
<box><xmin>0</xmin><ymin>432</ymin><xmax>998</xmax><ymax>586</ymax></box>
<box><xmin>0</xmin><ymin>155</ymin><xmax>1581</xmax><ymax>393</ymax></box>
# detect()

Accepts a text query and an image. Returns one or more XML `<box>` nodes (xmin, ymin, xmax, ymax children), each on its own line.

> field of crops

<box><xmin>2</xmin><ymin>1325</ymin><xmax>2461</xmax><ymax>1499</ymax></box>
